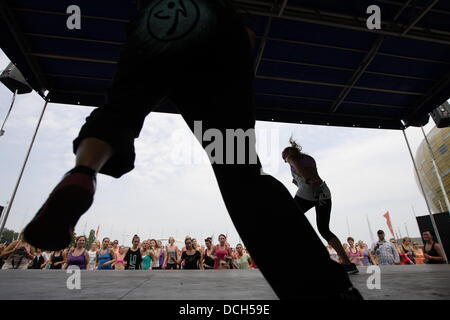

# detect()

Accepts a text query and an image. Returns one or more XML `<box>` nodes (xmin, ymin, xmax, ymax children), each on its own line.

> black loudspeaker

<box><xmin>430</xmin><ymin>101</ymin><xmax>450</xmax><ymax>128</ymax></box>
<box><xmin>0</xmin><ymin>62</ymin><xmax>32</xmax><ymax>94</ymax></box>
<box><xmin>416</xmin><ymin>212</ymin><xmax>450</xmax><ymax>260</ymax></box>
<box><xmin>404</xmin><ymin>113</ymin><xmax>430</xmax><ymax>128</ymax></box>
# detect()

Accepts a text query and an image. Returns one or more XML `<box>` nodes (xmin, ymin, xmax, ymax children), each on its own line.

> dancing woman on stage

<box><xmin>282</xmin><ymin>138</ymin><xmax>358</xmax><ymax>274</ymax></box>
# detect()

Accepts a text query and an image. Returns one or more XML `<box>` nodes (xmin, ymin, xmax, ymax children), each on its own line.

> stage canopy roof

<box><xmin>1</xmin><ymin>0</ymin><xmax>450</xmax><ymax>130</ymax></box>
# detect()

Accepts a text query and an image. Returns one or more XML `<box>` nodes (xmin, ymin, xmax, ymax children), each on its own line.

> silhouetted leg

<box><xmin>315</xmin><ymin>200</ymin><xmax>352</xmax><ymax>264</ymax></box>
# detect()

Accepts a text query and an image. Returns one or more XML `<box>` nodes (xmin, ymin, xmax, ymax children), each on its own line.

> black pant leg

<box><xmin>169</xmin><ymin>17</ymin><xmax>353</xmax><ymax>300</ymax></box>
<box><xmin>315</xmin><ymin>199</ymin><xmax>338</xmax><ymax>242</ymax></box>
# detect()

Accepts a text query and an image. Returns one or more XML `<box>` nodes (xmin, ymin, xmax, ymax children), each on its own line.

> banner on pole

<box><xmin>383</xmin><ymin>211</ymin><xmax>395</xmax><ymax>239</ymax></box>
<box><xmin>366</xmin><ymin>215</ymin><xmax>375</xmax><ymax>244</ymax></box>
<box><xmin>95</xmin><ymin>225</ymin><xmax>100</xmax><ymax>240</ymax></box>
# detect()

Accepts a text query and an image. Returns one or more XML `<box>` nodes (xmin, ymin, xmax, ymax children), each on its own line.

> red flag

<box><xmin>95</xmin><ymin>225</ymin><xmax>100</xmax><ymax>240</ymax></box>
<box><xmin>383</xmin><ymin>212</ymin><xmax>395</xmax><ymax>239</ymax></box>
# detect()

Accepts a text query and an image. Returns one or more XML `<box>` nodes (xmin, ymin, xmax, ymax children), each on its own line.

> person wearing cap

<box><xmin>371</xmin><ymin>230</ymin><xmax>400</xmax><ymax>265</ymax></box>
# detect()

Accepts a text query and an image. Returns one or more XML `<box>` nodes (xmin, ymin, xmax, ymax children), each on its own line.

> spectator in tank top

<box><xmin>214</xmin><ymin>234</ymin><xmax>232</xmax><ymax>269</ymax></box>
<box><xmin>164</xmin><ymin>237</ymin><xmax>179</xmax><ymax>270</ymax></box>
<box><xmin>97</xmin><ymin>237</ymin><xmax>116</xmax><ymax>270</ymax></box>
<box><xmin>203</xmin><ymin>237</ymin><xmax>216</xmax><ymax>269</ymax></box>
<box><xmin>64</xmin><ymin>236</ymin><xmax>89</xmax><ymax>270</ymax></box>
<box><xmin>113</xmin><ymin>246</ymin><xmax>126</xmax><ymax>270</ymax></box>
<box><xmin>123</xmin><ymin>235</ymin><xmax>143</xmax><ymax>270</ymax></box>
<box><xmin>50</xmin><ymin>250</ymin><xmax>65</xmax><ymax>269</ymax></box>
<box><xmin>28</xmin><ymin>248</ymin><xmax>46</xmax><ymax>269</ymax></box>
<box><xmin>423</xmin><ymin>231</ymin><xmax>445</xmax><ymax>264</ymax></box>
<box><xmin>413</xmin><ymin>242</ymin><xmax>425</xmax><ymax>264</ymax></box>
<box><xmin>234</xmin><ymin>243</ymin><xmax>252</xmax><ymax>269</ymax></box>
<box><xmin>178</xmin><ymin>238</ymin><xmax>203</xmax><ymax>270</ymax></box>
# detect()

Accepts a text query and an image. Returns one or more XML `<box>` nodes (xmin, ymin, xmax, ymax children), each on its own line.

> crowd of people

<box><xmin>0</xmin><ymin>229</ymin><xmax>445</xmax><ymax>271</ymax></box>
<box><xmin>0</xmin><ymin>233</ymin><xmax>255</xmax><ymax>271</ymax></box>
<box><xmin>327</xmin><ymin>230</ymin><xmax>446</xmax><ymax>266</ymax></box>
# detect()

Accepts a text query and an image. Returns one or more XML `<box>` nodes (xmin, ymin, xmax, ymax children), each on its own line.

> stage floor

<box><xmin>0</xmin><ymin>265</ymin><xmax>449</xmax><ymax>300</ymax></box>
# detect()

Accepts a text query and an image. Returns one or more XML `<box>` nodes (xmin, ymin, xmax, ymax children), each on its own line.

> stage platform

<box><xmin>0</xmin><ymin>265</ymin><xmax>449</xmax><ymax>300</ymax></box>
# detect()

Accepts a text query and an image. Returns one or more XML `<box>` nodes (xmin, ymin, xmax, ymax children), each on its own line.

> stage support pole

<box><xmin>402</xmin><ymin>129</ymin><xmax>448</xmax><ymax>263</ymax></box>
<box><xmin>0</xmin><ymin>89</ymin><xmax>18</xmax><ymax>137</ymax></box>
<box><xmin>0</xmin><ymin>98</ymin><xmax>49</xmax><ymax>239</ymax></box>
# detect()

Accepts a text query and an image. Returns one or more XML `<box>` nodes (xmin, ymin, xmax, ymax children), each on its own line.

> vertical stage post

<box><xmin>0</xmin><ymin>89</ymin><xmax>18</xmax><ymax>136</ymax></box>
<box><xmin>0</xmin><ymin>98</ymin><xmax>49</xmax><ymax>238</ymax></box>
<box><xmin>402</xmin><ymin>129</ymin><xmax>448</xmax><ymax>263</ymax></box>
<box><xmin>346</xmin><ymin>216</ymin><xmax>351</xmax><ymax>236</ymax></box>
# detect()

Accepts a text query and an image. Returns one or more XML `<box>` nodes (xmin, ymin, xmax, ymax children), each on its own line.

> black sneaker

<box><xmin>23</xmin><ymin>171</ymin><xmax>96</xmax><ymax>250</ymax></box>
<box><xmin>343</xmin><ymin>263</ymin><xmax>359</xmax><ymax>274</ymax></box>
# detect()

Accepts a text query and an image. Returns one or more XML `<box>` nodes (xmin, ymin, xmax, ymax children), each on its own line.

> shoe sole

<box><xmin>23</xmin><ymin>185</ymin><xmax>93</xmax><ymax>251</ymax></box>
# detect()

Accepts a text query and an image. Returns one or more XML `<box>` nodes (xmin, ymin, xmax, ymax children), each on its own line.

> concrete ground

<box><xmin>0</xmin><ymin>265</ymin><xmax>448</xmax><ymax>300</ymax></box>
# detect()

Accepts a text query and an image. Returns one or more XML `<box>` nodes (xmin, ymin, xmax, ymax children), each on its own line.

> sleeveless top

<box><xmin>425</xmin><ymin>242</ymin><xmax>444</xmax><ymax>264</ymax></box>
<box><xmin>142</xmin><ymin>252</ymin><xmax>152</xmax><ymax>270</ymax></box>
<box><xmin>159</xmin><ymin>250</ymin><xmax>164</xmax><ymax>266</ymax></box>
<box><xmin>348</xmin><ymin>247</ymin><xmax>363</xmax><ymax>266</ymax></box>
<box><xmin>87</xmin><ymin>250</ymin><xmax>97</xmax><ymax>270</ymax></box>
<box><xmin>116</xmin><ymin>255</ymin><xmax>125</xmax><ymax>264</ymax></box>
<box><xmin>290</xmin><ymin>162</ymin><xmax>331</xmax><ymax>202</ymax></box>
<box><xmin>204</xmin><ymin>249</ymin><xmax>215</xmax><ymax>269</ymax></box>
<box><xmin>151</xmin><ymin>249</ymin><xmax>161</xmax><ymax>268</ymax></box>
<box><xmin>67</xmin><ymin>248</ymin><xmax>86</xmax><ymax>270</ymax></box>
<box><xmin>42</xmin><ymin>251</ymin><xmax>52</xmax><ymax>269</ymax></box>
<box><xmin>125</xmin><ymin>248</ymin><xmax>142</xmax><ymax>270</ymax></box>
<box><xmin>234</xmin><ymin>253</ymin><xmax>250</xmax><ymax>269</ymax></box>
<box><xmin>181</xmin><ymin>250</ymin><xmax>201</xmax><ymax>269</ymax></box>
<box><xmin>97</xmin><ymin>248</ymin><xmax>113</xmax><ymax>270</ymax></box>
<box><xmin>361</xmin><ymin>249</ymin><xmax>371</xmax><ymax>265</ymax></box>
<box><xmin>414</xmin><ymin>250</ymin><xmax>425</xmax><ymax>264</ymax></box>
<box><xmin>50</xmin><ymin>252</ymin><xmax>64</xmax><ymax>269</ymax></box>
<box><xmin>214</xmin><ymin>245</ymin><xmax>229</xmax><ymax>269</ymax></box>
<box><xmin>166</xmin><ymin>246</ymin><xmax>177</xmax><ymax>264</ymax></box>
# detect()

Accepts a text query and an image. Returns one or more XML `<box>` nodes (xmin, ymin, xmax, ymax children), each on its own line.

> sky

<box><xmin>0</xmin><ymin>48</ymin><xmax>444</xmax><ymax>248</ymax></box>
